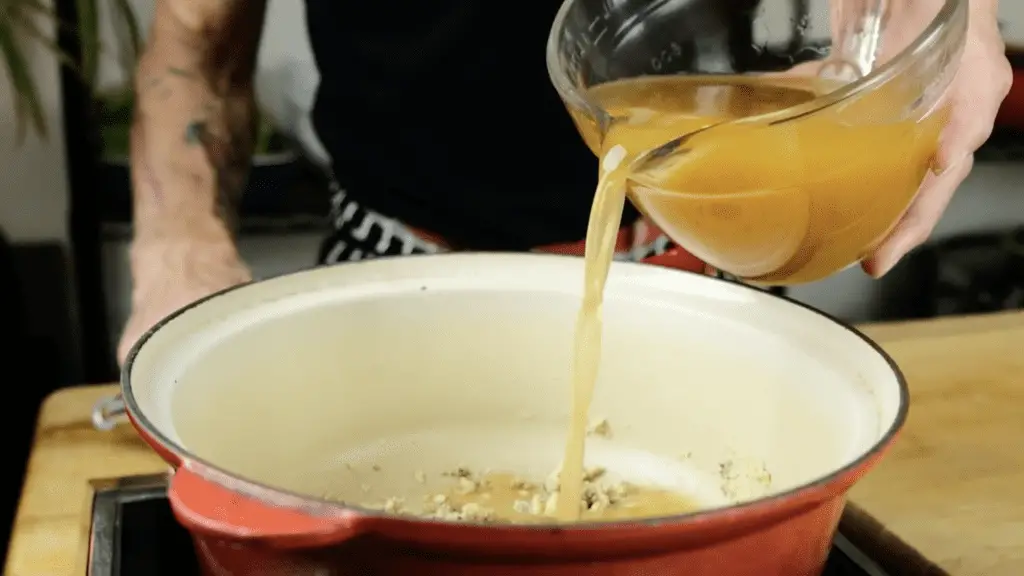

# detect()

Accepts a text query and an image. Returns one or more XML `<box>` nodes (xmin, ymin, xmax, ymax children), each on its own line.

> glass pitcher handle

<box><xmin>823</xmin><ymin>0</ymin><xmax>889</xmax><ymax>79</ymax></box>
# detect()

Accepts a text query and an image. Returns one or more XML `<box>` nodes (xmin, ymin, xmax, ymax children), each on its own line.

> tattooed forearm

<box><xmin>129</xmin><ymin>0</ymin><xmax>266</xmax><ymax>243</ymax></box>
<box><xmin>184</xmin><ymin>98</ymin><xmax>258</xmax><ymax>234</ymax></box>
<box><xmin>167</xmin><ymin>66</ymin><xmax>193</xmax><ymax>78</ymax></box>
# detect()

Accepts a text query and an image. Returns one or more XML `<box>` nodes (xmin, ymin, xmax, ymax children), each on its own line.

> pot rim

<box><xmin>122</xmin><ymin>252</ymin><xmax>909</xmax><ymax>532</ymax></box>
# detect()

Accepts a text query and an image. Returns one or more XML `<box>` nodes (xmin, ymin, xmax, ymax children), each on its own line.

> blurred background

<box><xmin>1</xmin><ymin>0</ymin><xmax>1024</xmax><ymax>560</ymax></box>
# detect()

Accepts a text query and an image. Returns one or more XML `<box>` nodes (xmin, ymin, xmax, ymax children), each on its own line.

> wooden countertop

<box><xmin>5</xmin><ymin>311</ymin><xmax>1024</xmax><ymax>576</ymax></box>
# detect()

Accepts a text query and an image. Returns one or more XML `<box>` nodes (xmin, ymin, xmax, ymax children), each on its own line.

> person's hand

<box><xmin>862</xmin><ymin>0</ymin><xmax>1011</xmax><ymax>276</ymax></box>
<box><xmin>117</xmin><ymin>238</ymin><xmax>252</xmax><ymax>365</ymax></box>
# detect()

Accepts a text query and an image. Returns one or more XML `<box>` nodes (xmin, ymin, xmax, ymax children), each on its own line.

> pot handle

<box><xmin>169</xmin><ymin>464</ymin><xmax>366</xmax><ymax>549</ymax></box>
<box><xmin>92</xmin><ymin>394</ymin><xmax>126</xmax><ymax>431</ymax></box>
<box><xmin>640</xmin><ymin>245</ymin><xmax>713</xmax><ymax>275</ymax></box>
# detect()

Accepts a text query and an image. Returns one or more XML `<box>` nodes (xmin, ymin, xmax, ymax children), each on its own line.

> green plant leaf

<box><xmin>5</xmin><ymin>0</ymin><xmax>86</xmax><ymax>71</ymax></box>
<box><xmin>108</xmin><ymin>0</ymin><xmax>139</xmax><ymax>78</ymax></box>
<box><xmin>0</xmin><ymin>0</ymin><xmax>144</xmax><ymax>144</ymax></box>
<box><xmin>14</xmin><ymin>0</ymin><xmax>61</xmax><ymax>19</ymax></box>
<box><xmin>74</xmin><ymin>0</ymin><xmax>99</xmax><ymax>90</ymax></box>
<box><xmin>0</xmin><ymin>11</ymin><xmax>47</xmax><ymax>141</ymax></box>
<box><xmin>8</xmin><ymin>6</ymin><xmax>76</xmax><ymax>70</ymax></box>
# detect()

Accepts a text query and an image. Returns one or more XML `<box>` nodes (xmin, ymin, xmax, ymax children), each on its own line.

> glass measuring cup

<box><xmin>546</xmin><ymin>0</ymin><xmax>968</xmax><ymax>284</ymax></box>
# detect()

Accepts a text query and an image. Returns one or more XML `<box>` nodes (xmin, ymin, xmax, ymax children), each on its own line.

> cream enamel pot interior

<box><xmin>122</xmin><ymin>253</ymin><xmax>907</xmax><ymax>576</ymax></box>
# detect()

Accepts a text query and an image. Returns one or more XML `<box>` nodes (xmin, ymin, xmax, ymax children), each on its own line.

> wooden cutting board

<box><xmin>848</xmin><ymin>311</ymin><xmax>1024</xmax><ymax>576</ymax></box>
<box><xmin>4</xmin><ymin>310</ymin><xmax>1024</xmax><ymax>576</ymax></box>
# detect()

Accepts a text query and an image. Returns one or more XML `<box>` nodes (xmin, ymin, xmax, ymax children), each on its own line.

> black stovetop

<box><xmin>87</xmin><ymin>475</ymin><xmax>890</xmax><ymax>576</ymax></box>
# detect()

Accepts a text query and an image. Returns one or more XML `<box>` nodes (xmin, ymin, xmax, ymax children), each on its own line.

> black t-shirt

<box><xmin>304</xmin><ymin>0</ymin><xmax>640</xmax><ymax>251</ymax></box>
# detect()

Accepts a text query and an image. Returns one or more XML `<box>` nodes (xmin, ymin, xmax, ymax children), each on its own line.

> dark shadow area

<box><xmin>880</xmin><ymin>226</ymin><xmax>1024</xmax><ymax>320</ymax></box>
<box><xmin>55</xmin><ymin>0</ymin><xmax>117</xmax><ymax>384</ymax></box>
<box><xmin>0</xmin><ymin>233</ymin><xmax>69</xmax><ymax>565</ymax></box>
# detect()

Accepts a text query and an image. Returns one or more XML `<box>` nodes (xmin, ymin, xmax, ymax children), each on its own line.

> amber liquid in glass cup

<box><xmin>546</xmin><ymin>0</ymin><xmax>968</xmax><ymax>522</ymax></box>
<box><xmin>548</xmin><ymin>0</ymin><xmax>968</xmax><ymax>285</ymax></box>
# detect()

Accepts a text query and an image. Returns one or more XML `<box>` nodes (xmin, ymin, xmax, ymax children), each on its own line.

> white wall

<box><xmin>1002</xmin><ymin>2</ymin><xmax>1024</xmax><ymax>48</ymax></box>
<box><xmin>0</xmin><ymin>3</ymin><xmax>70</xmax><ymax>243</ymax></box>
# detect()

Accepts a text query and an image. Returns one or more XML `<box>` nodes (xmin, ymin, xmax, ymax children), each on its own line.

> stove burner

<box><xmin>87</xmin><ymin>475</ymin><xmax>890</xmax><ymax>576</ymax></box>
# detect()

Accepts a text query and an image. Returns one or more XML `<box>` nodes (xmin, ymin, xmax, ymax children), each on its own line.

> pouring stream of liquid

<box><xmin>554</xmin><ymin>12</ymin><xmax>886</xmax><ymax>518</ymax></box>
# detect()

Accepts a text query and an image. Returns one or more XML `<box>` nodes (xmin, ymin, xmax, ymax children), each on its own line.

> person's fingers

<box><xmin>933</xmin><ymin>18</ymin><xmax>1011</xmax><ymax>172</ymax></box>
<box><xmin>861</xmin><ymin>153</ymin><xmax>974</xmax><ymax>278</ymax></box>
<box><xmin>934</xmin><ymin>79</ymin><xmax>1009</xmax><ymax>175</ymax></box>
<box><xmin>860</xmin><ymin>7</ymin><xmax>1010</xmax><ymax>279</ymax></box>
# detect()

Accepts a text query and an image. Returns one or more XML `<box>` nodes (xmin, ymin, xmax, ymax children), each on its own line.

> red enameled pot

<box><xmin>122</xmin><ymin>253</ymin><xmax>907</xmax><ymax>576</ymax></box>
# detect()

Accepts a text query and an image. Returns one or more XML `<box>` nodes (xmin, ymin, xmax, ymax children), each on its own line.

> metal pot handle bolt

<box><xmin>92</xmin><ymin>394</ymin><xmax>127</xmax><ymax>431</ymax></box>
